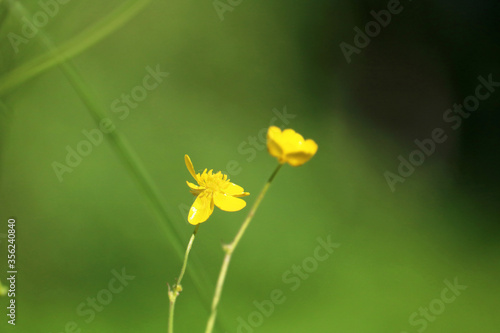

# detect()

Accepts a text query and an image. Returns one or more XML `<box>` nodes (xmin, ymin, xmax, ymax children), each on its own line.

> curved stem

<box><xmin>6</xmin><ymin>2</ymin><xmax>216</xmax><ymax>316</ymax></box>
<box><xmin>204</xmin><ymin>164</ymin><xmax>283</xmax><ymax>333</ymax></box>
<box><xmin>168</xmin><ymin>224</ymin><xmax>200</xmax><ymax>333</ymax></box>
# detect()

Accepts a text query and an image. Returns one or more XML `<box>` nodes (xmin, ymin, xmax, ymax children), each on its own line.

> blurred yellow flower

<box><xmin>185</xmin><ymin>155</ymin><xmax>250</xmax><ymax>225</ymax></box>
<box><xmin>267</xmin><ymin>126</ymin><xmax>318</xmax><ymax>166</ymax></box>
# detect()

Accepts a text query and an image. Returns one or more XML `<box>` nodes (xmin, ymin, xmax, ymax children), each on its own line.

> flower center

<box><xmin>199</xmin><ymin>170</ymin><xmax>229</xmax><ymax>193</ymax></box>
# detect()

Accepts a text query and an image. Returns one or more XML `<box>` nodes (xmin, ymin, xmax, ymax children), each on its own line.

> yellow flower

<box><xmin>267</xmin><ymin>126</ymin><xmax>318</xmax><ymax>166</ymax></box>
<box><xmin>185</xmin><ymin>155</ymin><xmax>250</xmax><ymax>225</ymax></box>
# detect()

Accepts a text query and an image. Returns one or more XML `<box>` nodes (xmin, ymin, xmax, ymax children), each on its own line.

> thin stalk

<box><xmin>167</xmin><ymin>297</ymin><xmax>175</xmax><ymax>333</ymax></box>
<box><xmin>204</xmin><ymin>164</ymin><xmax>283</xmax><ymax>333</ymax></box>
<box><xmin>168</xmin><ymin>224</ymin><xmax>200</xmax><ymax>333</ymax></box>
<box><xmin>5</xmin><ymin>2</ymin><xmax>221</xmax><ymax>328</ymax></box>
<box><xmin>0</xmin><ymin>0</ymin><xmax>152</xmax><ymax>95</ymax></box>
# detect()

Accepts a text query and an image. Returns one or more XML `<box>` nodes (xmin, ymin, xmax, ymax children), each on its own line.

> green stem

<box><xmin>168</xmin><ymin>224</ymin><xmax>200</xmax><ymax>333</ymax></box>
<box><xmin>4</xmin><ymin>3</ymin><xmax>230</xmax><ymax>330</ymax></box>
<box><xmin>177</xmin><ymin>224</ymin><xmax>200</xmax><ymax>288</ymax></box>
<box><xmin>5</xmin><ymin>2</ymin><xmax>218</xmax><ymax>322</ymax></box>
<box><xmin>0</xmin><ymin>0</ymin><xmax>152</xmax><ymax>95</ymax></box>
<box><xmin>204</xmin><ymin>163</ymin><xmax>283</xmax><ymax>333</ymax></box>
<box><xmin>168</xmin><ymin>297</ymin><xmax>175</xmax><ymax>333</ymax></box>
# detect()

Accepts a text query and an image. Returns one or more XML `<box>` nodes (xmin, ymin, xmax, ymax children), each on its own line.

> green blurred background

<box><xmin>0</xmin><ymin>0</ymin><xmax>499</xmax><ymax>332</ymax></box>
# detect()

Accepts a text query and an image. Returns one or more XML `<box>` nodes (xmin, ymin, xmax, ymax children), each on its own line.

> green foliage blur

<box><xmin>0</xmin><ymin>0</ymin><xmax>499</xmax><ymax>332</ymax></box>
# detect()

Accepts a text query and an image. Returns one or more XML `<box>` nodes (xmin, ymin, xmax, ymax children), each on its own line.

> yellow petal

<box><xmin>223</xmin><ymin>182</ymin><xmax>247</xmax><ymax>196</ymax></box>
<box><xmin>186</xmin><ymin>181</ymin><xmax>200</xmax><ymax>190</ymax></box>
<box><xmin>285</xmin><ymin>139</ymin><xmax>318</xmax><ymax>166</ymax></box>
<box><xmin>282</xmin><ymin>128</ymin><xmax>305</xmax><ymax>143</ymax></box>
<box><xmin>266</xmin><ymin>126</ymin><xmax>318</xmax><ymax>166</ymax></box>
<box><xmin>280</xmin><ymin>129</ymin><xmax>306</xmax><ymax>153</ymax></box>
<box><xmin>186</xmin><ymin>181</ymin><xmax>204</xmax><ymax>196</ymax></box>
<box><xmin>188</xmin><ymin>192</ymin><xmax>214</xmax><ymax>225</ymax></box>
<box><xmin>285</xmin><ymin>152</ymin><xmax>314</xmax><ymax>166</ymax></box>
<box><xmin>214</xmin><ymin>191</ymin><xmax>247</xmax><ymax>212</ymax></box>
<box><xmin>184</xmin><ymin>155</ymin><xmax>197</xmax><ymax>181</ymax></box>
<box><xmin>303</xmin><ymin>139</ymin><xmax>318</xmax><ymax>155</ymax></box>
<box><xmin>267</xmin><ymin>126</ymin><xmax>284</xmax><ymax>161</ymax></box>
<box><xmin>267</xmin><ymin>126</ymin><xmax>282</xmax><ymax>140</ymax></box>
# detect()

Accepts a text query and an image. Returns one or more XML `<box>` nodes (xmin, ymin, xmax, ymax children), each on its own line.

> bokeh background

<box><xmin>1</xmin><ymin>0</ymin><xmax>499</xmax><ymax>332</ymax></box>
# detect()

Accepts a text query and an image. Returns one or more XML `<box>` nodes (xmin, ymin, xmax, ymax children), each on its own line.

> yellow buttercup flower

<box><xmin>185</xmin><ymin>155</ymin><xmax>250</xmax><ymax>225</ymax></box>
<box><xmin>267</xmin><ymin>126</ymin><xmax>318</xmax><ymax>166</ymax></box>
